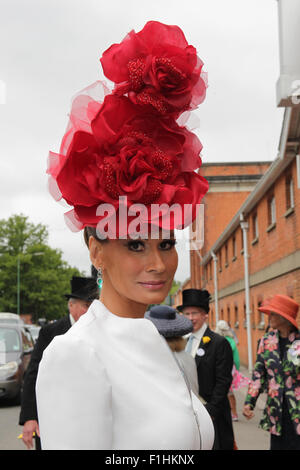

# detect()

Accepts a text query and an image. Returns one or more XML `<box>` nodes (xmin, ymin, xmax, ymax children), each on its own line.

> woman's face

<box><xmin>269</xmin><ymin>312</ymin><xmax>290</xmax><ymax>331</ymax></box>
<box><xmin>89</xmin><ymin>232</ymin><xmax>178</xmax><ymax>317</ymax></box>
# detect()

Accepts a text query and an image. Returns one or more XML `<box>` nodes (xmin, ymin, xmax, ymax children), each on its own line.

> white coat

<box><xmin>36</xmin><ymin>300</ymin><xmax>214</xmax><ymax>450</ymax></box>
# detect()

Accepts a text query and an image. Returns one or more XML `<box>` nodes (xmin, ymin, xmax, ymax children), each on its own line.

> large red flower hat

<box><xmin>100</xmin><ymin>21</ymin><xmax>207</xmax><ymax>117</ymax></box>
<box><xmin>47</xmin><ymin>21</ymin><xmax>208</xmax><ymax>235</ymax></box>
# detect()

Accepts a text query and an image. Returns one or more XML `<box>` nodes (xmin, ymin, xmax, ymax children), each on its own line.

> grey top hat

<box><xmin>145</xmin><ymin>305</ymin><xmax>193</xmax><ymax>338</ymax></box>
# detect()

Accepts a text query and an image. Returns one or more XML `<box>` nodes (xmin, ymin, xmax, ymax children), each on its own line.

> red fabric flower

<box><xmin>100</xmin><ymin>21</ymin><xmax>207</xmax><ymax>117</ymax></box>
<box><xmin>47</xmin><ymin>85</ymin><xmax>208</xmax><ymax>232</ymax></box>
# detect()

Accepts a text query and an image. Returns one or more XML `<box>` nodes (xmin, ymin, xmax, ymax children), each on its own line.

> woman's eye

<box><xmin>127</xmin><ymin>240</ymin><xmax>145</xmax><ymax>251</ymax></box>
<box><xmin>160</xmin><ymin>239</ymin><xmax>177</xmax><ymax>250</ymax></box>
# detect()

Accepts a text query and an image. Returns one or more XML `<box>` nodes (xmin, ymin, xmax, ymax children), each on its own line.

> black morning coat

<box><xmin>195</xmin><ymin>326</ymin><xmax>235</xmax><ymax>450</ymax></box>
<box><xmin>19</xmin><ymin>315</ymin><xmax>72</xmax><ymax>425</ymax></box>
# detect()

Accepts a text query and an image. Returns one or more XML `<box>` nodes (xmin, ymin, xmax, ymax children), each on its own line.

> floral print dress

<box><xmin>245</xmin><ymin>330</ymin><xmax>300</xmax><ymax>437</ymax></box>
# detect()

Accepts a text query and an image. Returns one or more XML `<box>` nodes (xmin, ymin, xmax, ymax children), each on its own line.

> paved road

<box><xmin>0</xmin><ymin>402</ymin><xmax>25</xmax><ymax>450</ymax></box>
<box><xmin>1</xmin><ymin>367</ymin><xmax>270</xmax><ymax>451</ymax></box>
<box><xmin>1</xmin><ymin>399</ymin><xmax>270</xmax><ymax>451</ymax></box>
<box><xmin>232</xmin><ymin>386</ymin><xmax>269</xmax><ymax>450</ymax></box>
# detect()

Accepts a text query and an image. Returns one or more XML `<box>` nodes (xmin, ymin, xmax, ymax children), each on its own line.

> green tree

<box><xmin>159</xmin><ymin>279</ymin><xmax>182</xmax><ymax>307</ymax></box>
<box><xmin>169</xmin><ymin>279</ymin><xmax>181</xmax><ymax>297</ymax></box>
<box><xmin>0</xmin><ymin>214</ymin><xmax>82</xmax><ymax>322</ymax></box>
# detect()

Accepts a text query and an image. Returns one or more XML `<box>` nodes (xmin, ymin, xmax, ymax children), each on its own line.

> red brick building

<box><xmin>187</xmin><ymin>107</ymin><xmax>300</xmax><ymax>368</ymax></box>
<box><xmin>190</xmin><ymin>161</ymin><xmax>271</xmax><ymax>289</ymax></box>
<box><xmin>172</xmin><ymin>162</ymin><xmax>271</xmax><ymax>310</ymax></box>
<box><xmin>173</xmin><ymin>1</ymin><xmax>300</xmax><ymax>370</ymax></box>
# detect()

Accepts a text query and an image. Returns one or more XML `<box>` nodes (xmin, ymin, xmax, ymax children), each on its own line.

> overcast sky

<box><xmin>0</xmin><ymin>0</ymin><xmax>284</xmax><ymax>283</ymax></box>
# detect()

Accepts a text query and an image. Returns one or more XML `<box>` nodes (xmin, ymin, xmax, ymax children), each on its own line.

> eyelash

<box><xmin>126</xmin><ymin>239</ymin><xmax>177</xmax><ymax>252</ymax></box>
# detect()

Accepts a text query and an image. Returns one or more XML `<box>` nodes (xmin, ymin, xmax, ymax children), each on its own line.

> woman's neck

<box><xmin>278</xmin><ymin>325</ymin><xmax>294</xmax><ymax>338</ymax></box>
<box><xmin>100</xmin><ymin>286</ymin><xmax>147</xmax><ymax>319</ymax></box>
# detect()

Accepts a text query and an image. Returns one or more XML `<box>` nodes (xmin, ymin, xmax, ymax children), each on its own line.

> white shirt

<box><xmin>186</xmin><ymin>323</ymin><xmax>208</xmax><ymax>358</ymax></box>
<box><xmin>36</xmin><ymin>300</ymin><xmax>214</xmax><ymax>450</ymax></box>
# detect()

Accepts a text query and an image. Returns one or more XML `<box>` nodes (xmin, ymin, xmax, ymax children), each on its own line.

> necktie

<box><xmin>185</xmin><ymin>334</ymin><xmax>195</xmax><ymax>354</ymax></box>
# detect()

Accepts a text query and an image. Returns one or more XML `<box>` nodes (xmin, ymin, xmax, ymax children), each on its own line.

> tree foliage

<box><xmin>0</xmin><ymin>214</ymin><xmax>82</xmax><ymax>322</ymax></box>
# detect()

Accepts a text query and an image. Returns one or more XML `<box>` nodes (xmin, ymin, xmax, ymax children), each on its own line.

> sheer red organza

<box><xmin>47</xmin><ymin>81</ymin><xmax>208</xmax><ymax>234</ymax></box>
<box><xmin>100</xmin><ymin>21</ymin><xmax>207</xmax><ymax>118</ymax></box>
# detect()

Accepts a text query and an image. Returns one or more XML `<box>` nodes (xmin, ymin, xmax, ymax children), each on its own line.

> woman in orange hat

<box><xmin>243</xmin><ymin>295</ymin><xmax>300</xmax><ymax>450</ymax></box>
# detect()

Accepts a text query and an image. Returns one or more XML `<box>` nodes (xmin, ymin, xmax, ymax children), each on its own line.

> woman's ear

<box><xmin>89</xmin><ymin>236</ymin><xmax>104</xmax><ymax>270</ymax></box>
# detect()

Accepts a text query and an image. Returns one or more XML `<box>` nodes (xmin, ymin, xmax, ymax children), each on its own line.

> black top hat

<box><xmin>145</xmin><ymin>305</ymin><xmax>193</xmax><ymax>338</ymax></box>
<box><xmin>65</xmin><ymin>276</ymin><xmax>99</xmax><ymax>302</ymax></box>
<box><xmin>176</xmin><ymin>288</ymin><xmax>211</xmax><ymax>313</ymax></box>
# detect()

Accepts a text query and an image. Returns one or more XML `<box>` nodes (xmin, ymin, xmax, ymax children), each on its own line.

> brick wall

<box><xmin>200</xmin><ymin>158</ymin><xmax>300</xmax><ymax>366</ymax></box>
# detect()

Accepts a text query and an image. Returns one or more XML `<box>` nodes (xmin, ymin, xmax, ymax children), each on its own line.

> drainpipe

<box><xmin>191</xmin><ymin>241</ymin><xmax>202</xmax><ymax>289</ymax></box>
<box><xmin>297</xmin><ymin>154</ymin><xmax>300</xmax><ymax>189</ymax></box>
<box><xmin>240</xmin><ymin>213</ymin><xmax>253</xmax><ymax>373</ymax></box>
<box><xmin>211</xmin><ymin>251</ymin><xmax>219</xmax><ymax>324</ymax></box>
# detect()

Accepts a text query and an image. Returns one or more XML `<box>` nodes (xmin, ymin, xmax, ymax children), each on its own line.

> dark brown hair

<box><xmin>83</xmin><ymin>226</ymin><xmax>108</xmax><ymax>248</ymax></box>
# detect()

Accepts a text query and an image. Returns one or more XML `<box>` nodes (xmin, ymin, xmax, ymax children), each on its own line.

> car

<box><xmin>26</xmin><ymin>324</ymin><xmax>41</xmax><ymax>344</ymax></box>
<box><xmin>0</xmin><ymin>312</ymin><xmax>24</xmax><ymax>325</ymax></box>
<box><xmin>0</xmin><ymin>323</ymin><xmax>34</xmax><ymax>403</ymax></box>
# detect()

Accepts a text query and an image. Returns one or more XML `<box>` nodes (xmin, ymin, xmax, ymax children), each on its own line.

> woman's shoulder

<box><xmin>41</xmin><ymin>306</ymin><xmax>104</xmax><ymax>369</ymax></box>
<box><xmin>42</xmin><ymin>325</ymin><xmax>99</xmax><ymax>366</ymax></box>
<box><xmin>256</xmin><ymin>329</ymin><xmax>278</xmax><ymax>352</ymax></box>
<box><xmin>61</xmin><ymin>300</ymin><xmax>106</xmax><ymax>345</ymax></box>
<box><xmin>225</xmin><ymin>335</ymin><xmax>236</xmax><ymax>347</ymax></box>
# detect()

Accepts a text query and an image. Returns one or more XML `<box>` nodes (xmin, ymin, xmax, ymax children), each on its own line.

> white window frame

<box><xmin>270</xmin><ymin>196</ymin><xmax>276</xmax><ymax>224</ymax></box>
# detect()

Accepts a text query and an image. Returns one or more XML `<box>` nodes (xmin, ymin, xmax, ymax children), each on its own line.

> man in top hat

<box><xmin>19</xmin><ymin>275</ymin><xmax>99</xmax><ymax>450</ymax></box>
<box><xmin>178</xmin><ymin>288</ymin><xmax>234</xmax><ymax>450</ymax></box>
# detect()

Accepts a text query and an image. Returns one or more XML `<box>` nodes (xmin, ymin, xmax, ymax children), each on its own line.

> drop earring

<box><xmin>97</xmin><ymin>267</ymin><xmax>103</xmax><ymax>290</ymax></box>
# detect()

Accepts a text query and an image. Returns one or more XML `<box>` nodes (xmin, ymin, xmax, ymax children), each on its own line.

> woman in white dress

<box><xmin>36</xmin><ymin>20</ymin><xmax>213</xmax><ymax>450</ymax></box>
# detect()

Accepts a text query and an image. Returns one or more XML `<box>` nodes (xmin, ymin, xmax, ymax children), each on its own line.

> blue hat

<box><xmin>145</xmin><ymin>305</ymin><xmax>193</xmax><ymax>338</ymax></box>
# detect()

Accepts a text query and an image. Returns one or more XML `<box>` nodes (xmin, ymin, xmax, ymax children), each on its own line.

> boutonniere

<box><xmin>196</xmin><ymin>348</ymin><xmax>205</xmax><ymax>357</ymax></box>
<box><xmin>202</xmin><ymin>336</ymin><xmax>211</xmax><ymax>345</ymax></box>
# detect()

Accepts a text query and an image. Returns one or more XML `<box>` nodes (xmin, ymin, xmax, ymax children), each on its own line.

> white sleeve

<box><xmin>36</xmin><ymin>333</ymin><xmax>112</xmax><ymax>450</ymax></box>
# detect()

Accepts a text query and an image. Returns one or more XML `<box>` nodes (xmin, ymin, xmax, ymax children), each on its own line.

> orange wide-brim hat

<box><xmin>258</xmin><ymin>295</ymin><xmax>299</xmax><ymax>329</ymax></box>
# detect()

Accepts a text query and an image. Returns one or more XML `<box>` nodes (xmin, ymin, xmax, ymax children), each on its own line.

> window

<box><xmin>218</xmin><ymin>250</ymin><xmax>222</xmax><ymax>272</ymax></box>
<box><xmin>227</xmin><ymin>306</ymin><xmax>230</xmax><ymax>324</ymax></box>
<box><xmin>252</xmin><ymin>213</ymin><xmax>259</xmax><ymax>239</ymax></box>
<box><xmin>210</xmin><ymin>308</ymin><xmax>215</xmax><ymax>328</ymax></box>
<box><xmin>234</xmin><ymin>305</ymin><xmax>239</xmax><ymax>328</ymax></box>
<box><xmin>257</xmin><ymin>300</ymin><xmax>265</xmax><ymax>330</ymax></box>
<box><xmin>232</xmin><ymin>235</ymin><xmax>236</xmax><ymax>260</ymax></box>
<box><xmin>267</xmin><ymin>193</ymin><xmax>276</xmax><ymax>229</ymax></box>
<box><xmin>285</xmin><ymin>175</ymin><xmax>295</xmax><ymax>211</ymax></box>
<box><xmin>21</xmin><ymin>328</ymin><xmax>34</xmax><ymax>352</ymax></box>
<box><xmin>204</xmin><ymin>265</ymin><xmax>208</xmax><ymax>283</ymax></box>
<box><xmin>225</xmin><ymin>243</ymin><xmax>228</xmax><ymax>267</ymax></box>
<box><xmin>240</xmin><ymin>228</ymin><xmax>244</xmax><ymax>253</ymax></box>
<box><xmin>252</xmin><ymin>302</ymin><xmax>256</xmax><ymax>329</ymax></box>
<box><xmin>0</xmin><ymin>328</ymin><xmax>21</xmax><ymax>352</ymax></box>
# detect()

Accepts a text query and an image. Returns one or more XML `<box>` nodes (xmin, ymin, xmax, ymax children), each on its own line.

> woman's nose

<box><xmin>145</xmin><ymin>250</ymin><xmax>166</xmax><ymax>273</ymax></box>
